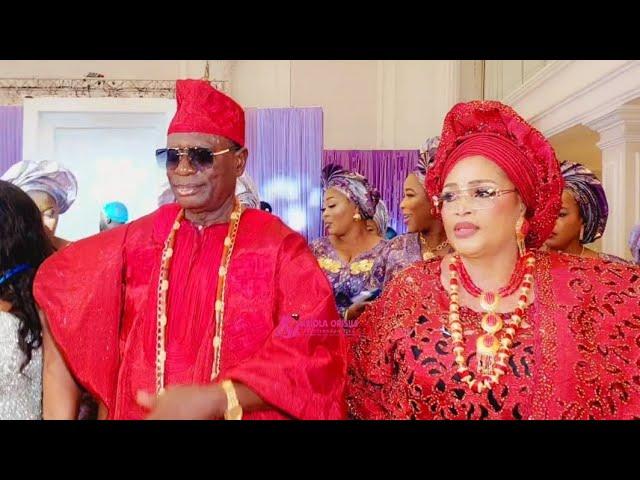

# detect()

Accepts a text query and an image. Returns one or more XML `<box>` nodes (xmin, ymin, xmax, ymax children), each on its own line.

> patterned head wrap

<box><xmin>371</xmin><ymin>199</ymin><xmax>390</xmax><ymax>235</ymax></box>
<box><xmin>321</xmin><ymin>164</ymin><xmax>380</xmax><ymax>219</ymax></box>
<box><xmin>414</xmin><ymin>136</ymin><xmax>440</xmax><ymax>185</ymax></box>
<box><xmin>2</xmin><ymin>160</ymin><xmax>78</xmax><ymax>214</ymax></box>
<box><xmin>427</xmin><ymin>101</ymin><xmax>563</xmax><ymax>248</ymax></box>
<box><xmin>560</xmin><ymin>160</ymin><xmax>608</xmax><ymax>244</ymax></box>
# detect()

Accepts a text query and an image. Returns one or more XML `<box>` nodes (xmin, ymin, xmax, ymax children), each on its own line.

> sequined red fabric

<box><xmin>426</xmin><ymin>101</ymin><xmax>564</xmax><ymax>249</ymax></box>
<box><xmin>348</xmin><ymin>252</ymin><xmax>640</xmax><ymax>419</ymax></box>
<box><xmin>34</xmin><ymin>205</ymin><xmax>346</xmax><ymax>419</ymax></box>
<box><xmin>168</xmin><ymin>79</ymin><xmax>245</xmax><ymax>146</ymax></box>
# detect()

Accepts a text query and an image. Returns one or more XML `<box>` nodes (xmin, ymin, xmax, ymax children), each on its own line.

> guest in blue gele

<box><xmin>100</xmin><ymin>201</ymin><xmax>129</xmax><ymax>232</ymax></box>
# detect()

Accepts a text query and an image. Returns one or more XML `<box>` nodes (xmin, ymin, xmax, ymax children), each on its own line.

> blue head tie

<box><xmin>103</xmin><ymin>201</ymin><xmax>129</xmax><ymax>224</ymax></box>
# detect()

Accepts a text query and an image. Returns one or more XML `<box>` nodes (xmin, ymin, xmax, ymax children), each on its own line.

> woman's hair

<box><xmin>0</xmin><ymin>180</ymin><xmax>55</xmax><ymax>372</ymax></box>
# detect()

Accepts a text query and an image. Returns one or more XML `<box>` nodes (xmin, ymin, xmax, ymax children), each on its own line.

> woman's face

<box><xmin>322</xmin><ymin>188</ymin><xmax>359</xmax><ymax>236</ymax></box>
<box><xmin>365</xmin><ymin>219</ymin><xmax>382</xmax><ymax>237</ymax></box>
<box><xmin>545</xmin><ymin>189</ymin><xmax>583</xmax><ymax>250</ymax></box>
<box><xmin>439</xmin><ymin>156</ymin><xmax>524</xmax><ymax>259</ymax></box>
<box><xmin>28</xmin><ymin>190</ymin><xmax>60</xmax><ymax>235</ymax></box>
<box><xmin>400</xmin><ymin>173</ymin><xmax>434</xmax><ymax>233</ymax></box>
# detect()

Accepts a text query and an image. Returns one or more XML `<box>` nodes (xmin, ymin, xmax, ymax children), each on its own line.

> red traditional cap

<box><xmin>426</xmin><ymin>100</ymin><xmax>563</xmax><ymax>248</ymax></box>
<box><xmin>168</xmin><ymin>79</ymin><xmax>245</xmax><ymax>147</ymax></box>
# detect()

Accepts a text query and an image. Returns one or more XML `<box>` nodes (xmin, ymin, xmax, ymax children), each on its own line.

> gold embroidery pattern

<box><xmin>350</xmin><ymin>259</ymin><xmax>374</xmax><ymax>275</ymax></box>
<box><xmin>318</xmin><ymin>257</ymin><xmax>341</xmax><ymax>274</ymax></box>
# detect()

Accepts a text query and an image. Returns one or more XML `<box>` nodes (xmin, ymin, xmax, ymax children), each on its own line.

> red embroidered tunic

<box><xmin>348</xmin><ymin>251</ymin><xmax>640</xmax><ymax>420</ymax></box>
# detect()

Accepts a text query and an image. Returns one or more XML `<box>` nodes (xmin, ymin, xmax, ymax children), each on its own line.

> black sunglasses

<box><xmin>155</xmin><ymin>147</ymin><xmax>239</xmax><ymax>171</ymax></box>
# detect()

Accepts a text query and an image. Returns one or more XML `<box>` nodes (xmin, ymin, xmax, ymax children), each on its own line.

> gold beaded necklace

<box><xmin>155</xmin><ymin>202</ymin><xmax>244</xmax><ymax>394</ymax></box>
<box><xmin>419</xmin><ymin>233</ymin><xmax>450</xmax><ymax>261</ymax></box>
<box><xmin>447</xmin><ymin>253</ymin><xmax>535</xmax><ymax>393</ymax></box>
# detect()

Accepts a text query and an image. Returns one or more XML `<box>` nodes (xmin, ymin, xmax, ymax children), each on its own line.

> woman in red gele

<box><xmin>348</xmin><ymin>100</ymin><xmax>640</xmax><ymax>420</ymax></box>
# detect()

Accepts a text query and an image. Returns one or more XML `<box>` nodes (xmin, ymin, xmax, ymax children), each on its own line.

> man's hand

<box><xmin>345</xmin><ymin>301</ymin><xmax>370</xmax><ymax>321</ymax></box>
<box><xmin>136</xmin><ymin>384</ymin><xmax>227</xmax><ymax>420</ymax></box>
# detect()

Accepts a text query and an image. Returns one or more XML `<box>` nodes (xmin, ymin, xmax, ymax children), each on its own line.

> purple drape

<box><xmin>322</xmin><ymin>150</ymin><xmax>419</xmax><ymax>234</ymax></box>
<box><xmin>0</xmin><ymin>105</ymin><xmax>416</xmax><ymax>240</ymax></box>
<box><xmin>0</xmin><ymin>106</ymin><xmax>23</xmax><ymax>176</ymax></box>
<box><xmin>245</xmin><ymin>107</ymin><xmax>324</xmax><ymax>240</ymax></box>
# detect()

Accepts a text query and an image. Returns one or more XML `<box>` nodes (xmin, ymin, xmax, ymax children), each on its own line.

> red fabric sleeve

<box><xmin>224</xmin><ymin>232</ymin><xmax>347</xmax><ymax>420</ymax></box>
<box><xmin>346</xmin><ymin>270</ymin><xmax>420</xmax><ymax>420</ymax></box>
<box><xmin>33</xmin><ymin>227</ymin><xmax>128</xmax><ymax>417</ymax></box>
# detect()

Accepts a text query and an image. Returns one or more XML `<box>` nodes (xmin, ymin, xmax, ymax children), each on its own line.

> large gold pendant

<box><xmin>480</xmin><ymin>312</ymin><xmax>503</xmax><ymax>334</ymax></box>
<box><xmin>476</xmin><ymin>334</ymin><xmax>500</xmax><ymax>374</ymax></box>
<box><xmin>480</xmin><ymin>291</ymin><xmax>500</xmax><ymax>311</ymax></box>
<box><xmin>423</xmin><ymin>251</ymin><xmax>435</xmax><ymax>261</ymax></box>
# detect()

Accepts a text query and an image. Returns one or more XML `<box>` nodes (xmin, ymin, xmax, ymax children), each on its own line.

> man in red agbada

<box><xmin>35</xmin><ymin>79</ymin><xmax>346</xmax><ymax>420</ymax></box>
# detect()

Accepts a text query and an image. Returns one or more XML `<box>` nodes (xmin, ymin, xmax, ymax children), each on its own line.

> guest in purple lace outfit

<box><xmin>310</xmin><ymin>164</ymin><xmax>386</xmax><ymax>320</ymax></box>
<box><xmin>382</xmin><ymin>137</ymin><xmax>451</xmax><ymax>285</ymax></box>
<box><xmin>545</xmin><ymin>160</ymin><xmax>632</xmax><ymax>264</ymax></box>
<box><xmin>629</xmin><ymin>224</ymin><xmax>640</xmax><ymax>265</ymax></box>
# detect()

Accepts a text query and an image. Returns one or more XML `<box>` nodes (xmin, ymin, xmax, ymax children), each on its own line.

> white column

<box><xmin>376</xmin><ymin>60</ymin><xmax>396</xmax><ymax>149</ymax></box>
<box><xmin>586</xmin><ymin>105</ymin><xmax>640</xmax><ymax>259</ymax></box>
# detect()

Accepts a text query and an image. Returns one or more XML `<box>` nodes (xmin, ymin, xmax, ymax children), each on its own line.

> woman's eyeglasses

<box><xmin>434</xmin><ymin>186</ymin><xmax>516</xmax><ymax>211</ymax></box>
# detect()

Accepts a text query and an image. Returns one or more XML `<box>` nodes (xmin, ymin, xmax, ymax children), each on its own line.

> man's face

<box><xmin>165</xmin><ymin>133</ymin><xmax>247</xmax><ymax>213</ymax></box>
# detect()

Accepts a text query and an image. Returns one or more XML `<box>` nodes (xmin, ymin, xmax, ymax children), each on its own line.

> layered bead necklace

<box><xmin>155</xmin><ymin>202</ymin><xmax>244</xmax><ymax>394</ymax></box>
<box><xmin>447</xmin><ymin>252</ymin><xmax>535</xmax><ymax>393</ymax></box>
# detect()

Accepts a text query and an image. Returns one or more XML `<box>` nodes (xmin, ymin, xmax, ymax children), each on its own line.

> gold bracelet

<box><xmin>220</xmin><ymin>380</ymin><xmax>243</xmax><ymax>420</ymax></box>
